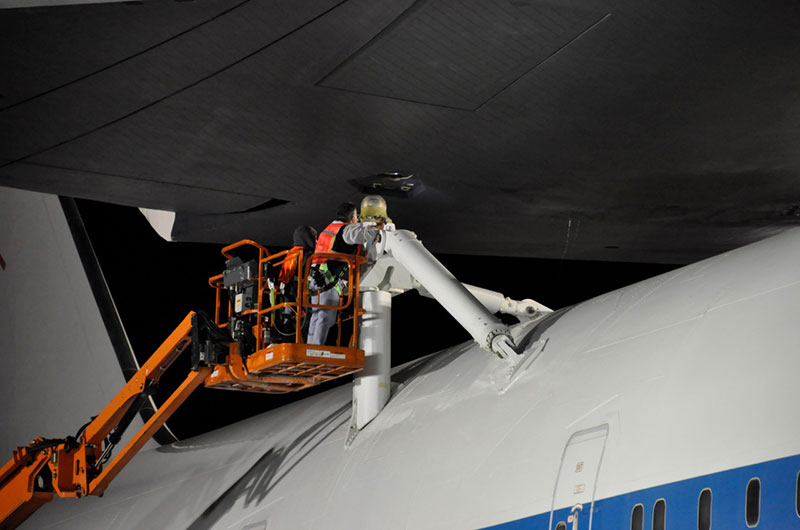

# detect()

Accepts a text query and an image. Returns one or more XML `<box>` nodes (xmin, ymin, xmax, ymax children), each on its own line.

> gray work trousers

<box><xmin>307</xmin><ymin>285</ymin><xmax>340</xmax><ymax>345</ymax></box>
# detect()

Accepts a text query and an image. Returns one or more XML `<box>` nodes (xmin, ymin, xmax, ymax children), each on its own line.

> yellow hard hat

<box><xmin>359</xmin><ymin>195</ymin><xmax>391</xmax><ymax>223</ymax></box>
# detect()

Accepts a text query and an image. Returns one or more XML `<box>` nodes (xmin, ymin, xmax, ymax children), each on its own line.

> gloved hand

<box><xmin>311</xmin><ymin>268</ymin><xmax>327</xmax><ymax>287</ymax></box>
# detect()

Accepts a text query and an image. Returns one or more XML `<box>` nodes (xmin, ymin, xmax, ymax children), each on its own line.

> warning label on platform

<box><xmin>306</xmin><ymin>349</ymin><xmax>346</xmax><ymax>359</ymax></box>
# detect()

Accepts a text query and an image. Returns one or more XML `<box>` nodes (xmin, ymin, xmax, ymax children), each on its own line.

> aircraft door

<box><xmin>549</xmin><ymin>424</ymin><xmax>609</xmax><ymax>530</ymax></box>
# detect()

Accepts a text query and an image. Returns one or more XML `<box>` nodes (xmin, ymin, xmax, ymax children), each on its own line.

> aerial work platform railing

<box><xmin>204</xmin><ymin>240</ymin><xmax>368</xmax><ymax>393</ymax></box>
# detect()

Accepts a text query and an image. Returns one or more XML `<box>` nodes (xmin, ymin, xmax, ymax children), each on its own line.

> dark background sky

<box><xmin>76</xmin><ymin>199</ymin><xmax>676</xmax><ymax>440</ymax></box>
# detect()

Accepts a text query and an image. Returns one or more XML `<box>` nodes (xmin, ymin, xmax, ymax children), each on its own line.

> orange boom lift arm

<box><xmin>0</xmin><ymin>241</ymin><xmax>367</xmax><ymax>529</ymax></box>
<box><xmin>0</xmin><ymin>312</ymin><xmax>217</xmax><ymax>529</ymax></box>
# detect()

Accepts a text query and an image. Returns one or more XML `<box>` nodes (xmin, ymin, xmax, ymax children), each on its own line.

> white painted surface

<box><xmin>139</xmin><ymin>207</ymin><xmax>176</xmax><ymax>242</ymax></box>
<box><xmin>0</xmin><ymin>187</ymin><xmax>147</xmax><ymax>458</ymax></box>
<box><xmin>352</xmin><ymin>290</ymin><xmax>392</xmax><ymax>430</ymax></box>
<box><xmin>21</xmin><ymin>226</ymin><xmax>800</xmax><ymax>529</ymax></box>
<box><xmin>462</xmin><ymin>283</ymin><xmax>551</xmax><ymax>317</ymax></box>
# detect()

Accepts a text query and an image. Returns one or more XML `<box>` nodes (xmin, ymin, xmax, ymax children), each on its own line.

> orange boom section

<box><xmin>0</xmin><ymin>312</ymin><xmax>210</xmax><ymax>530</ymax></box>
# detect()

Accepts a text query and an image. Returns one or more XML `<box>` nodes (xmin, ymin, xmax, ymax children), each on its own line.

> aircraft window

<box><xmin>631</xmin><ymin>503</ymin><xmax>643</xmax><ymax>530</ymax></box>
<box><xmin>698</xmin><ymin>488</ymin><xmax>712</xmax><ymax>530</ymax></box>
<box><xmin>556</xmin><ymin>522</ymin><xmax>567</xmax><ymax>530</ymax></box>
<box><xmin>653</xmin><ymin>498</ymin><xmax>666</xmax><ymax>530</ymax></box>
<box><xmin>797</xmin><ymin>471</ymin><xmax>800</xmax><ymax>518</ymax></box>
<box><xmin>746</xmin><ymin>477</ymin><xmax>760</xmax><ymax>527</ymax></box>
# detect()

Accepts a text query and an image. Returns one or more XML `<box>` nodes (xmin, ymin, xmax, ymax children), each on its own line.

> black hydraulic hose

<box><xmin>73</xmin><ymin>417</ymin><xmax>95</xmax><ymax>440</ymax></box>
<box><xmin>96</xmin><ymin>380</ymin><xmax>157</xmax><ymax>468</ymax></box>
<box><xmin>26</xmin><ymin>438</ymin><xmax>66</xmax><ymax>453</ymax></box>
<box><xmin>196</xmin><ymin>310</ymin><xmax>232</xmax><ymax>344</ymax></box>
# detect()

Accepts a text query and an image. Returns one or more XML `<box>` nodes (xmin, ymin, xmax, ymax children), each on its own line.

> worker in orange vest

<box><xmin>307</xmin><ymin>201</ymin><xmax>385</xmax><ymax>345</ymax></box>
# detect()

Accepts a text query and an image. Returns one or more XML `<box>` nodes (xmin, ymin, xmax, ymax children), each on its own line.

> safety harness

<box><xmin>310</xmin><ymin>221</ymin><xmax>361</xmax><ymax>294</ymax></box>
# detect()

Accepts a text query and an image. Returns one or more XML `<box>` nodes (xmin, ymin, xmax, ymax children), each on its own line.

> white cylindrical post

<box><xmin>353</xmin><ymin>290</ymin><xmax>392</xmax><ymax>430</ymax></box>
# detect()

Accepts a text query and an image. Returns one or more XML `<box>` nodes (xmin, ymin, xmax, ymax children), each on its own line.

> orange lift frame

<box><xmin>205</xmin><ymin>240</ymin><xmax>367</xmax><ymax>393</ymax></box>
<box><xmin>0</xmin><ymin>241</ymin><xmax>367</xmax><ymax>529</ymax></box>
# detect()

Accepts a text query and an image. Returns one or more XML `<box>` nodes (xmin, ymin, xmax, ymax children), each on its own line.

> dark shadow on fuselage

<box><xmin>186</xmin><ymin>403</ymin><xmax>350</xmax><ymax>530</ymax></box>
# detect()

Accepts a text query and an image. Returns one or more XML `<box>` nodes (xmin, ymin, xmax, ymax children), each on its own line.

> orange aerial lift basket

<box><xmin>204</xmin><ymin>240</ymin><xmax>368</xmax><ymax>393</ymax></box>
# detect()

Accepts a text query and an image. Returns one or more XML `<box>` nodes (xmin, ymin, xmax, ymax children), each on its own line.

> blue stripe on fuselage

<box><xmin>484</xmin><ymin>453</ymin><xmax>800</xmax><ymax>529</ymax></box>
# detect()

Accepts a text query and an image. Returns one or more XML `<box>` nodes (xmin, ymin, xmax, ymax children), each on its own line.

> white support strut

<box><xmin>414</xmin><ymin>283</ymin><xmax>551</xmax><ymax>320</ymax></box>
<box><xmin>375</xmin><ymin>229</ymin><xmax>519</xmax><ymax>359</ymax></box>
<box><xmin>353</xmin><ymin>290</ymin><xmax>392</xmax><ymax>430</ymax></box>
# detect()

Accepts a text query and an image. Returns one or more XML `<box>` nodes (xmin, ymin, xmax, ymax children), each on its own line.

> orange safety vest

<box><xmin>312</xmin><ymin>221</ymin><xmax>350</xmax><ymax>264</ymax></box>
<box><xmin>277</xmin><ymin>246</ymin><xmax>302</xmax><ymax>284</ymax></box>
<box><xmin>310</xmin><ymin>221</ymin><xmax>362</xmax><ymax>293</ymax></box>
